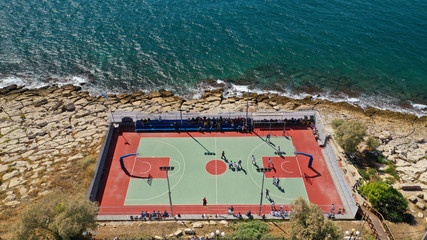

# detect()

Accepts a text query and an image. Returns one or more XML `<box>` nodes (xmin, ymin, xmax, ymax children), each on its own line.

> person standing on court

<box><xmin>203</xmin><ymin>197</ymin><xmax>207</xmax><ymax>207</ymax></box>
<box><xmin>252</xmin><ymin>155</ymin><xmax>256</xmax><ymax>165</ymax></box>
<box><xmin>221</xmin><ymin>151</ymin><xmax>226</xmax><ymax>160</ymax></box>
<box><xmin>266</xmin><ymin>189</ymin><xmax>270</xmax><ymax>198</ymax></box>
<box><xmin>266</xmin><ymin>133</ymin><xmax>271</xmax><ymax>142</ymax></box>
<box><xmin>268</xmin><ymin>158</ymin><xmax>273</xmax><ymax>167</ymax></box>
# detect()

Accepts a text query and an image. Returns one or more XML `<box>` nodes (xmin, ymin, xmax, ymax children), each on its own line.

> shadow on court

<box><xmin>252</xmin><ymin>131</ymin><xmax>277</xmax><ymax>149</ymax></box>
<box><xmin>186</xmin><ymin>132</ymin><xmax>214</xmax><ymax>155</ymax></box>
<box><xmin>304</xmin><ymin>167</ymin><xmax>322</xmax><ymax>185</ymax></box>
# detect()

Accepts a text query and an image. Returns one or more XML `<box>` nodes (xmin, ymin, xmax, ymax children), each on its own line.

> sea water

<box><xmin>0</xmin><ymin>0</ymin><xmax>426</xmax><ymax>115</ymax></box>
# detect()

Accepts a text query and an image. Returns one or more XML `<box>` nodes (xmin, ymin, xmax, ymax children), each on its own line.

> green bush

<box><xmin>366</xmin><ymin>136</ymin><xmax>381</xmax><ymax>150</ymax></box>
<box><xmin>377</xmin><ymin>155</ymin><xmax>392</xmax><ymax>165</ymax></box>
<box><xmin>383</xmin><ymin>165</ymin><xmax>399</xmax><ymax>180</ymax></box>
<box><xmin>359</xmin><ymin>181</ymin><xmax>408</xmax><ymax>222</ymax></box>
<box><xmin>14</xmin><ymin>191</ymin><xmax>98</xmax><ymax>239</ymax></box>
<box><xmin>331</xmin><ymin>119</ymin><xmax>367</xmax><ymax>153</ymax></box>
<box><xmin>230</xmin><ymin>221</ymin><xmax>269</xmax><ymax>240</ymax></box>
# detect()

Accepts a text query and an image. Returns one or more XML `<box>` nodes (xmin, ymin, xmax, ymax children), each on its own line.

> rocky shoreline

<box><xmin>0</xmin><ymin>84</ymin><xmax>426</xmax><ymax>215</ymax></box>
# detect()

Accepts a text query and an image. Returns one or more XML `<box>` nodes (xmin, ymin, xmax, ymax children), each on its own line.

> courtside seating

<box><xmin>135</xmin><ymin>119</ymin><xmax>252</xmax><ymax>132</ymax></box>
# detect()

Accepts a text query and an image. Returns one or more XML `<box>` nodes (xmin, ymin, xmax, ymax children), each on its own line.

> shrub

<box><xmin>289</xmin><ymin>197</ymin><xmax>342</xmax><ymax>240</ymax></box>
<box><xmin>331</xmin><ymin>119</ymin><xmax>367</xmax><ymax>153</ymax></box>
<box><xmin>14</xmin><ymin>191</ymin><xmax>98</xmax><ymax>239</ymax></box>
<box><xmin>366</xmin><ymin>136</ymin><xmax>381</xmax><ymax>151</ymax></box>
<box><xmin>359</xmin><ymin>181</ymin><xmax>408</xmax><ymax>222</ymax></box>
<box><xmin>230</xmin><ymin>221</ymin><xmax>269</xmax><ymax>240</ymax></box>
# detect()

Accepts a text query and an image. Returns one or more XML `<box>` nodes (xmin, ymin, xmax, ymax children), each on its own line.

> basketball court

<box><xmin>95</xmin><ymin>125</ymin><xmax>347</xmax><ymax>217</ymax></box>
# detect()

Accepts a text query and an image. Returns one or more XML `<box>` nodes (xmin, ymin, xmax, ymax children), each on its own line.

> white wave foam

<box><xmin>187</xmin><ymin>79</ymin><xmax>427</xmax><ymax>117</ymax></box>
<box><xmin>0</xmin><ymin>77</ymin><xmax>26</xmax><ymax>88</ymax></box>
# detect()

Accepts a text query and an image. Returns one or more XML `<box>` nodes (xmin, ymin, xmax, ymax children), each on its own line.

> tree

<box><xmin>14</xmin><ymin>191</ymin><xmax>98</xmax><ymax>240</ymax></box>
<box><xmin>359</xmin><ymin>181</ymin><xmax>408</xmax><ymax>222</ymax></box>
<box><xmin>331</xmin><ymin>119</ymin><xmax>366</xmax><ymax>153</ymax></box>
<box><xmin>289</xmin><ymin>197</ymin><xmax>342</xmax><ymax>240</ymax></box>
<box><xmin>366</xmin><ymin>136</ymin><xmax>381</xmax><ymax>151</ymax></box>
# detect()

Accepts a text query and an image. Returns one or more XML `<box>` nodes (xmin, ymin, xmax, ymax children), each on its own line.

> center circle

<box><xmin>205</xmin><ymin>160</ymin><xmax>227</xmax><ymax>176</ymax></box>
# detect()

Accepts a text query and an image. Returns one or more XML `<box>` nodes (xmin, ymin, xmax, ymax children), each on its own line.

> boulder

<box><xmin>192</xmin><ymin>222</ymin><xmax>203</xmax><ymax>228</ymax></box>
<box><xmin>407</xmin><ymin>149</ymin><xmax>426</xmax><ymax>162</ymax></box>
<box><xmin>0</xmin><ymin>164</ymin><xmax>8</xmax><ymax>173</ymax></box>
<box><xmin>8</xmin><ymin>178</ymin><xmax>21</xmax><ymax>188</ymax></box>
<box><xmin>173</xmin><ymin>229</ymin><xmax>183</xmax><ymax>237</ymax></box>
<box><xmin>418</xmin><ymin>212</ymin><xmax>424</xmax><ymax>218</ymax></box>
<box><xmin>152</xmin><ymin>236</ymin><xmax>163</xmax><ymax>240</ymax></box>
<box><xmin>34</xmin><ymin>98</ymin><xmax>48</xmax><ymax>107</ymax></box>
<box><xmin>219</xmin><ymin>220</ymin><xmax>228</xmax><ymax>225</ymax></box>
<box><xmin>416</xmin><ymin>202</ymin><xmax>426</xmax><ymax>211</ymax></box>
<box><xmin>183</xmin><ymin>228</ymin><xmax>195</xmax><ymax>235</ymax></box>
<box><xmin>4</xmin><ymin>200</ymin><xmax>20</xmax><ymax>206</ymax></box>
<box><xmin>2</xmin><ymin>170</ymin><xmax>18</xmax><ymax>181</ymax></box>
<box><xmin>35</xmin><ymin>120</ymin><xmax>48</xmax><ymax>128</ymax></box>
<box><xmin>62</xmin><ymin>102</ymin><xmax>75</xmax><ymax>112</ymax></box>
<box><xmin>49</xmin><ymin>100</ymin><xmax>64</xmax><ymax>111</ymax></box>
<box><xmin>408</xmin><ymin>195</ymin><xmax>418</xmax><ymax>204</ymax></box>
<box><xmin>417</xmin><ymin>193</ymin><xmax>424</xmax><ymax>199</ymax></box>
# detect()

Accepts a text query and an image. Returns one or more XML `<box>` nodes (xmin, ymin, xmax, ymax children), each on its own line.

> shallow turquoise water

<box><xmin>0</xmin><ymin>0</ymin><xmax>426</xmax><ymax>114</ymax></box>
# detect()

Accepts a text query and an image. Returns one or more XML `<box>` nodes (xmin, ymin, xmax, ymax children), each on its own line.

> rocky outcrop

<box><xmin>0</xmin><ymin>85</ymin><xmax>426</xmax><ymax>212</ymax></box>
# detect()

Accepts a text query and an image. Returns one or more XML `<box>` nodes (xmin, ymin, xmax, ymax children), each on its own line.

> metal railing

<box><xmin>362</xmin><ymin>202</ymin><xmax>395</xmax><ymax>240</ymax></box>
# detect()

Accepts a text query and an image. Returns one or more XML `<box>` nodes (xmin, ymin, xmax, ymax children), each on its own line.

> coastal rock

<box><xmin>49</xmin><ymin>100</ymin><xmax>63</xmax><ymax>111</ymax></box>
<box><xmin>0</xmin><ymin>84</ymin><xmax>18</xmax><ymax>94</ymax></box>
<box><xmin>419</xmin><ymin>172</ymin><xmax>427</xmax><ymax>183</ymax></box>
<box><xmin>34</xmin><ymin>98</ymin><xmax>48</xmax><ymax>107</ymax></box>
<box><xmin>0</xmin><ymin>164</ymin><xmax>9</xmax><ymax>173</ymax></box>
<box><xmin>4</xmin><ymin>200</ymin><xmax>20</xmax><ymax>206</ymax></box>
<box><xmin>219</xmin><ymin>220</ymin><xmax>228</xmax><ymax>225</ymax></box>
<box><xmin>408</xmin><ymin>196</ymin><xmax>418</xmax><ymax>204</ymax></box>
<box><xmin>35</xmin><ymin>120</ymin><xmax>48</xmax><ymax>128</ymax></box>
<box><xmin>62</xmin><ymin>102</ymin><xmax>75</xmax><ymax>112</ymax></box>
<box><xmin>416</xmin><ymin>202</ymin><xmax>426</xmax><ymax>210</ymax></box>
<box><xmin>407</xmin><ymin>149</ymin><xmax>426</xmax><ymax>162</ymax></box>
<box><xmin>173</xmin><ymin>229</ymin><xmax>183</xmax><ymax>237</ymax></box>
<box><xmin>192</xmin><ymin>222</ymin><xmax>203</xmax><ymax>228</ymax></box>
<box><xmin>2</xmin><ymin>170</ymin><xmax>19</xmax><ymax>181</ymax></box>
<box><xmin>8</xmin><ymin>178</ymin><xmax>22</xmax><ymax>188</ymax></box>
<box><xmin>183</xmin><ymin>228</ymin><xmax>195</xmax><ymax>235</ymax></box>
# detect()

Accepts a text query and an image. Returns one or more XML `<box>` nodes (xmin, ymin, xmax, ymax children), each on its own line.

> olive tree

<box><xmin>331</xmin><ymin>119</ymin><xmax>366</xmax><ymax>153</ymax></box>
<box><xmin>14</xmin><ymin>191</ymin><xmax>98</xmax><ymax>240</ymax></box>
<box><xmin>289</xmin><ymin>197</ymin><xmax>342</xmax><ymax>240</ymax></box>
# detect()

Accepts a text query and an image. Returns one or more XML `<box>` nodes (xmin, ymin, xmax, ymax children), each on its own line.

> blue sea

<box><xmin>0</xmin><ymin>0</ymin><xmax>426</xmax><ymax>116</ymax></box>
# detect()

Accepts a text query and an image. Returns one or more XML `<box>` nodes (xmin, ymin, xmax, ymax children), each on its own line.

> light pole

<box><xmin>160</xmin><ymin>166</ymin><xmax>175</xmax><ymax>217</ymax></box>
<box><xmin>257</xmin><ymin>168</ymin><xmax>272</xmax><ymax>216</ymax></box>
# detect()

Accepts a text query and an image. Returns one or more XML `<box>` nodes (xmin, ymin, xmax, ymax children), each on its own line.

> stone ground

<box><xmin>0</xmin><ymin>84</ymin><xmax>426</xmax><ymax>238</ymax></box>
<box><xmin>93</xmin><ymin>219</ymin><xmax>370</xmax><ymax>239</ymax></box>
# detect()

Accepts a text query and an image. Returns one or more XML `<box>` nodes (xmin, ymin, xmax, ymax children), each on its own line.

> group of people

<box><xmin>139</xmin><ymin>210</ymin><xmax>170</xmax><ymax>220</ymax></box>
<box><xmin>271</xmin><ymin>208</ymin><xmax>292</xmax><ymax>218</ymax></box>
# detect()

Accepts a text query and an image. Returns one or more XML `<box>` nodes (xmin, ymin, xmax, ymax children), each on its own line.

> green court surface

<box><xmin>124</xmin><ymin>135</ymin><xmax>308</xmax><ymax>206</ymax></box>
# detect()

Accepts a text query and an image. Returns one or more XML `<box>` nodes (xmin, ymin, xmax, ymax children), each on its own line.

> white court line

<box><xmin>215</xmin><ymin>137</ymin><xmax>218</xmax><ymax>205</ymax></box>
<box><xmin>291</xmin><ymin>138</ymin><xmax>304</xmax><ymax>178</ymax></box>
<box><xmin>130</xmin><ymin>155</ymin><xmax>138</xmax><ymax>176</ymax></box>
<box><xmin>281</xmin><ymin>161</ymin><xmax>294</xmax><ymax>174</ymax></box>
<box><xmin>127</xmin><ymin>139</ymin><xmax>186</xmax><ymax>202</ymax></box>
